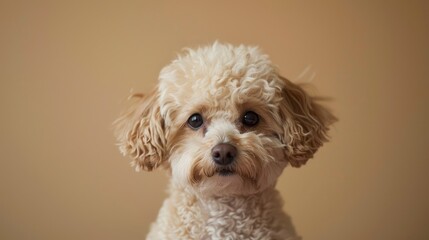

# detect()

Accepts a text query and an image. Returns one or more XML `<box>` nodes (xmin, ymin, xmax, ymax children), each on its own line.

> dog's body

<box><xmin>115</xmin><ymin>42</ymin><xmax>335</xmax><ymax>239</ymax></box>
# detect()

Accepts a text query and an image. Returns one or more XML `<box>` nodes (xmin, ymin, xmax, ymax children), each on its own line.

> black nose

<box><xmin>211</xmin><ymin>143</ymin><xmax>237</xmax><ymax>166</ymax></box>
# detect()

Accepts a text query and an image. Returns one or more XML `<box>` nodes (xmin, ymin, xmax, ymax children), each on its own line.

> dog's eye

<box><xmin>187</xmin><ymin>113</ymin><xmax>204</xmax><ymax>129</ymax></box>
<box><xmin>242</xmin><ymin>111</ymin><xmax>259</xmax><ymax>127</ymax></box>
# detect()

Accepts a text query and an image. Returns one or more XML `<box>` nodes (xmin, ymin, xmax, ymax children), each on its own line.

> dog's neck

<box><xmin>195</xmin><ymin>186</ymin><xmax>280</xmax><ymax>215</ymax></box>
<box><xmin>170</xmin><ymin>181</ymin><xmax>280</xmax><ymax>210</ymax></box>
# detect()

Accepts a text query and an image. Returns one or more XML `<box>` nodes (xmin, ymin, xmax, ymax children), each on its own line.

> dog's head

<box><xmin>115</xmin><ymin>42</ymin><xmax>336</xmax><ymax>196</ymax></box>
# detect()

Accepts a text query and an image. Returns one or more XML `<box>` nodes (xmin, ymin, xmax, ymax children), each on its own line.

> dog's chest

<box><xmin>181</xmin><ymin>196</ymin><xmax>282</xmax><ymax>240</ymax></box>
<box><xmin>151</xmin><ymin>188</ymin><xmax>297</xmax><ymax>240</ymax></box>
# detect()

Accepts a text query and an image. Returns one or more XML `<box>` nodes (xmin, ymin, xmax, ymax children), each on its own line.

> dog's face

<box><xmin>115</xmin><ymin>43</ymin><xmax>335</xmax><ymax>196</ymax></box>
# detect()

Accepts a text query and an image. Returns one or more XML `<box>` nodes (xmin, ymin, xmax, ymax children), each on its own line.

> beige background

<box><xmin>1</xmin><ymin>1</ymin><xmax>428</xmax><ymax>239</ymax></box>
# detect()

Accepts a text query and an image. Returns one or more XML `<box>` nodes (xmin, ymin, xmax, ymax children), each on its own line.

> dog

<box><xmin>114</xmin><ymin>42</ymin><xmax>336</xmax><ymax>239</ymax></box>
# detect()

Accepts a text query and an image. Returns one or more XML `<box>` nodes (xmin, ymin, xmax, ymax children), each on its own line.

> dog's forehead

<box><xmin>158</xmin><ymin>43</ymin><xmax>284</xmax><ymax>116</ymax></box>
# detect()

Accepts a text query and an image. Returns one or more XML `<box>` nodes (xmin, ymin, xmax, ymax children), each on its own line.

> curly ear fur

<box><xmin>114</xmin><ymin>89</ymin><xmax>166</xmax><ymax>171</ymax></box>
<box><xmin>279</xmin><ymin>76</ymin><xmax>337</xmax><ymax>167</ymax></box>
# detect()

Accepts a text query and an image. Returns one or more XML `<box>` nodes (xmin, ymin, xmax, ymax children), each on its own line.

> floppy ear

<box><xmin>114</xmin><ymin>89</ymin><xmax>166</xmax><ymax>171</ymax></box>
<box><xmin>278</xmin><ymin>76</ymin><xmax>337</xmax><ymax>167</ymax></box>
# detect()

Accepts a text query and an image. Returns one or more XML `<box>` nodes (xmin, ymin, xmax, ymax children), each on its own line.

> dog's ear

<box><xmin>278</xmin><ymin>76</ymin><xmax>336</xmax><ymax>167</ymax></box>
<box><xmin>114</xmin><ymin>89</ymin><xmax>166</xmax><ymax>171</ymax></box>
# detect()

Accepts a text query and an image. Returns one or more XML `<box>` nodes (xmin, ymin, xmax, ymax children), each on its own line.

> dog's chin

<box><xmin>216</xmin><ymin>167</ymin><xmax>236</xmax><ymax>176</ymax></box>
<box><xmin>194</xmin><ymin>167</ymin><xmax>261</xmax><ymax>196</ymax></box>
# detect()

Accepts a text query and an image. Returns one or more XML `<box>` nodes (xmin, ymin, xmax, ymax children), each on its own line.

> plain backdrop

<box><xmin>1</xmin><ymin>1</ymin><xmax>428</xmax><ymax>239</ymax></box>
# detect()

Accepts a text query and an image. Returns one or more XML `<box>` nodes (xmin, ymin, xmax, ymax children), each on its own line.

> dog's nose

<box><xmin>211</xmin><ymin>143</ymin><xmax>237</xmax><ymax>166</ymax></box>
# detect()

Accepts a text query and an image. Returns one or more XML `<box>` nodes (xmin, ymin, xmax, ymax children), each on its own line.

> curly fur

<box><xmin>114</xmin><ymin>42</ymin><xmax>336</xmax><ymax>239</ymax></box>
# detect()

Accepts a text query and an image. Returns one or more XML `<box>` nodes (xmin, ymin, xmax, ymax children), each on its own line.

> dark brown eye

<box><xmin>242</xmin><ymin>111</ymin><xmax>259</xmax><ymax>126</ymax></box>
<box><xmin>187</xmin><ymin>113</ymin><xmax>203</xmax><ymax>129</ymax></box>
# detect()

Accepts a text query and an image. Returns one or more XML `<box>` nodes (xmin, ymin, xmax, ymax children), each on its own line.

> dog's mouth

<box><xmin>216</xmin><ymin>168</ymin><xmax>236</xmax><ymax>176</ymax></box>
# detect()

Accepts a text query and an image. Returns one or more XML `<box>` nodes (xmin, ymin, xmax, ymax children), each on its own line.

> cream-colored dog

<box><xmin>115</xmin><ymin>42</ymin><xmax>336</xmax><ymax>240</ymax></box>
